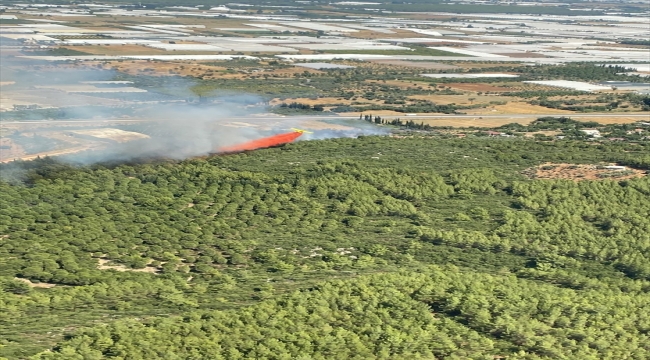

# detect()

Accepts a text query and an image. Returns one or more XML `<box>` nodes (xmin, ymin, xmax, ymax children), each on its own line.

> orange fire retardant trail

<box><xmin>218</xmin><ymin>131</ymin><xmax>304</xmax><ymax>153</ymax></box>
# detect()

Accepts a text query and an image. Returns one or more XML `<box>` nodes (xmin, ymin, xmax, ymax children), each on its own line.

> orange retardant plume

<box><xmin>218</xmin><ymin>131</ymin><xmax>304</xmax><ymax>153</ymax></box>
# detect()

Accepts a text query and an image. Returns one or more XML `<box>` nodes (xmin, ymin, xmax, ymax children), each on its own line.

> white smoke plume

<box><xmin>1</xmin><ymin>56</ymin><xmax>387</xmax><ymax>168</ymax></box>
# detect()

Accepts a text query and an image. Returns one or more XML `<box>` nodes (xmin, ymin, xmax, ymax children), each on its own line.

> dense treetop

<box><xmin>1</xmin><ymin>135</ymin><xmax>649</xmax><ymax>359</ymax></box>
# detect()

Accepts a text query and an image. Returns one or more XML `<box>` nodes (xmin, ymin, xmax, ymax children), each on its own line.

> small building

<box><xmin>604</xmin><ymin>165</ymin><xmax>627</xmax><ymax>171</ymax></box>
<box><xmin>12</xmin><ymin>104</ymin><xmax>39</xmax><ymax>110</ymax></box>
<box><xmin>627</xmin><ymin>128</ymin><xmax>644</xmax><ymax>134</ymax></box>
<box><xmin>581</xmin><ymin>129</ymin><xmax>601</xmax><ymax>138</ymax></box>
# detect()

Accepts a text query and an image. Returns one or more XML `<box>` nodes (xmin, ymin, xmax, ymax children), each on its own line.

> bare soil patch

<box><xmin>14</xmin><ymin>277</ymin><xmax>57</xmax><ymax>288</ymax></box>
<box><xmin>464</xmin><ymin>102</ymin><xmax>573</xmax><ymax>115</ymax></box>
<box><xmin>523</xmin><ymin>130</ymin><xmax>562</xmax><ymax>138</ymax></box>
<box><xmin>270</xmin><ymin>96</ymin><xmax>383</xmax><ymax>107</ymax></box>
<box><xmin>98</xmin><ymin>60</ymin><xmax>321</xmax><ymax>79</ymax></box>
<box><xmin>418</xmin><ymin>116</ymin><xmax>539</xmax><ymax>128</ymax></box>
<box><xmin>97</xmin><ymin>259</ymin><xmax>160</xmax><ymax>273</ymax></box>
<box><xmin>524</xmin><ymin>163</ymin><xmax>647</xmax><ymax>181</ymax></box>
<box><xmin>409</xmin><ymin>94</ymin><xmax>506</xmax><ymax>105</ymax></box>
<box><xmin>70</xmin><ymin>128</ymin><xmax>150</xmax><ymax>142</ymax></box>
<box><xmin>444</xmin><ymin>83</ymin><xmax>513</xmax><ymax>92</ymax></box>
<box><xmin>494</xmin><ymin>52</ymin><xmax>548</xmax><ymax>58</ymax></box>
<box><xmin>453</xmin><ymin>62</ymin><xmax>524</xmax><ymax>69</ymax></box>
<box><xmin>347</xmin><ymin>28</ymin><xmax>421</xmax><ymax>39</ymax></box>
<box><xmin>338</xmin><ymin>110</ymin><xmax>409</xmax><ymax>117</ymax></box>
<box><xmin>369</xmin><ymin>60</ymin><xmax>459</xmax><ymax>70</ymax></box>
<box><xmin>255</xmin><ymin>66</ymin><xmax>322</xmax><ymax>78</ymax></box>
<box><xmin>296</xmin><ymin>119</ymin><xmax>356</xmax><ymax>130</ymax></box>
<box><xmin>97</xmin><ymin>60</ymin><xmax>228</xmax><ymax>77</ymax></box>
<box><xmin>366</xmin><ymin>79</ymin><xmax>432</xmax><ymax>89</ymax></box>
<box><xmin>62</xmin><ymin>45</ymin><xmax>168</xmax><ymax>56</ymax></box>
<box><xmin>270</xmin><ymin>97</ymin><xmax>348</xmax><ymax>106</ymax></box>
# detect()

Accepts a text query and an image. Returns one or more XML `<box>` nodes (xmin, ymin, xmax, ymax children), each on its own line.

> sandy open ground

<box><xmin>14</xmin><ymin>277</ymin><xmax>57</xmax><ymax>288</ymax></box>
<box><xmin>525</xmin><ymin>163</ymin><xmax>647</xmax><ymax>181</ymax></box>
<box><xmin>369</xmin><ymin>60</ymin><xmax>459</xmax><ymax>70</ymax></box>
<box><xmin>444</xmin><ymin>83</ymin><xmax>514</xmax><ymax>92</ymax></box>
<box><xmin>464</xmin><ymin>102</ymin><xmax>574</xmax><ymax>115</ymax></box>
<box><xmin>98</xmin><ymin>259</ymin><xmax>159</xmax><ymax>273</ymax></box>
<box><xmin>409</xmin><ymin>94</ymin><xmax>507</xmax><ymax>105</ymax></box>
<box><xmin>71</xmin><ymin>128</ymin><xmax>150</xmax><ymax>142</ymax></box>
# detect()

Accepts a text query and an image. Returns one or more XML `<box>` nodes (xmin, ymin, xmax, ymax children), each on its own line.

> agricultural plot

<box><xmin>369</xmin><ymin>60</ymin><xmax>459</xmax><ymax>70</ymax></box>
<box><xmin>524</xmin><ymin>163</ymin><xmax>647</xmax><ymax>181</ymax></box>
<box><xmin>422</xmin><ymin>73</ymin><xmax>519</xmax><ymax>78</ymax></box>
<box><xmin>0</xmin><ymin>89</ymin><xmax>125</xmax><ymax>110</ymax></box>
<box><xmin>524</xmin><ymin>80</ymin><xmax>613</xmax><ymax>92</ymax></box>
<box><xmin>294</xmin><ymin>62</ymin><xmax>356</xmax><ymax>70</ymax></box>
<box><xmin>70</xmin><ymin>128</ymin><xmax>150</xmax><ymax>142</ymax></box>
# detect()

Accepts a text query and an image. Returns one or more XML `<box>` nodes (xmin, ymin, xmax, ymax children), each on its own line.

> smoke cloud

<box><xmin>61</xmin><ymin>103</ymin><xmax>269</xmax><ymax>164</ymax></box>
<box><xmin>1</xmin><ymin>56</ymin><xmax>387</xmax><ymax>169</ymax></box>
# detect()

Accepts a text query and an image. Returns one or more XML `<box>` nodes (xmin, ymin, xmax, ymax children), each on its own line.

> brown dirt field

<box><xmin>369</xmin><ymin>60</ymin><xmax>459</xmax><ymax>70</ymax></box>
<box><xmin>270</xmin><ymin>96</ymin><xmax>382</xmax><ymax>106</ymax></box>
<box><xmin>96</xmin><ymin>60</ymin><xmax>228</xmax><ymax>77</ymax></box>
<box><xmin>464</xmin><ymin>102</ymin><xmax>574</xmax><ymax>115</ymax></box>
<box><xmin>271</xmin><ymin>97</ymin><xmax>346</xmax><ymax>106</ymax></box>
<box><xmin>417</xmin><ymin>117</ymin><xmax>539</xmax><ymax>128</ymax></box>
<box><xmin>84</xmin><ymin>26</ymin><xmax>129</xmax><ymax>31</ymax></box>
<box><xmin>98</xmin><ymin>60</ymin><xmax>323</xmax><ymax>79</ymax></box>
<box><xmin>347</xmin><ymin>28</ymin><xmax>423</xmax><ymax>39</ymax></box>
<box><xmin>408</xmin><ymin>94</ymin><xmax>507</xmax><ymax>105</ymax></box>
<box><xmin>523</xmin><ymin>130</ymin><xmax>562</xmax><ymax>138</ymax></box>
<box><xmin>494</xmin><ymin>52</ymin><xmax>548</xmax><ymax>58</ymax></box>
<box><xmin>366</xmin><ymin>79</ymin><xmax>433</xmax><ymax>89</ymax></box>
<box><xmin>338</xmin><ymin>110</ymin><xmax>410</xmax><ymax>117</ymax></box>
<box><xmin>71</xmin><ymin>128</ymin><xmax>149</xmax><ymax>142</ymax></box>
<box><xmin>524</xmin><ymin>163</ymin><xmax>647</xmax><ymax>181</ymax></box>
<box><xmin>62</xmin><ymin>45</ymin><xmax>168</xmax><ymax>56</ymax></box>
<box><xmin>547</xmin><ymin>94</ymin><xmax>595</xmax><ymax>101</ymax></box>
<box><xmin>444</xmin><ymin>83</ymin><xmax>513</xmax><ymax>92</ymax></box>
<box><xmin>296</xmin><ymin>119</ymin><xmax>356</xmax><ymax>130</ymax></box>
<box><xmin>255</xmin><ymin>66</ymin><xmax>322</xmax><ymax>77</ymax></box>
<box><xmin>453</xmin><ymin>63</ymin><xmax>524</xmax><ymax>69</ymax></box>
<box><xmin>78</xmin><ymin>16</ymin><xmax>253</xmax><ymax>30</ymax></box>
